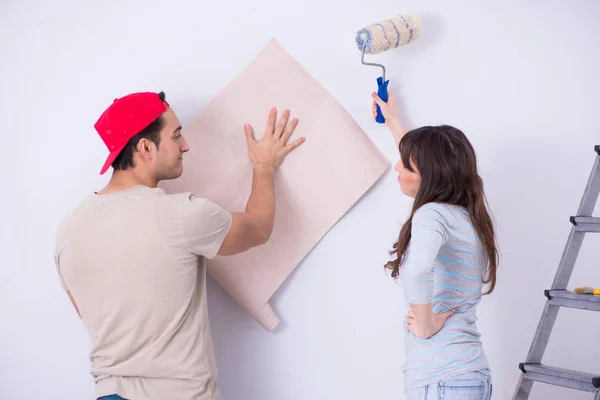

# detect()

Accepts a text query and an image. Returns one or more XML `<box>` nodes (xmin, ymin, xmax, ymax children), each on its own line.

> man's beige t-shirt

<box><xmin>54</xmin><ymin>185</ymin><xmax>232</xmax><ymax>400</ymax></box>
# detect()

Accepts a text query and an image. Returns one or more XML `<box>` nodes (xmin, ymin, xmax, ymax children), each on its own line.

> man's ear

<box><xmin>137</xmin><ymin>139</ymin><xmax>154</xmax><ymax>159</ymax></box>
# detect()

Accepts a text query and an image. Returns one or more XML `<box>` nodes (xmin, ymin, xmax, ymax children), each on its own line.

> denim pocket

<box><xmin>439</xmin><ymin>379</ymin><xmax>485</xmax><ymax>399</ymax></box>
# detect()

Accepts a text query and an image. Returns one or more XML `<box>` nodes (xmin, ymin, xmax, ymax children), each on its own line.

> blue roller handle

<box><xmin>375</xmin><ymin>76</ymin><xmax>389</xmax><ymax>124</ymax></box>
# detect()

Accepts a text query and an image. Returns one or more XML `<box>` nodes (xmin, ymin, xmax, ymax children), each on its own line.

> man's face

<box><xmin>153</xmin><ymin>108</ymin><xmax>189</xmax><ymax>180</ymax></box>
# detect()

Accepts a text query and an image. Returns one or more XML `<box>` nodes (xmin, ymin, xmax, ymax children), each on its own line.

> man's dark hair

<box><xmin>111</xmin><ymin>91</ymin><xmax>167</xmax><ymax>171</ymax></box>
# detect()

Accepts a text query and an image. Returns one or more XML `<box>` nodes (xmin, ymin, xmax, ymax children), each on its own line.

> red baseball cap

<box><xmin>94</xmin><ymin>91</ymin><xmax>170</xmax><ymax>175</ymax></box>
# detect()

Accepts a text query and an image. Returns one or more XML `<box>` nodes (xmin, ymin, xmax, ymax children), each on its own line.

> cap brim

<box><xmin>99</xmin><ymin>145</ymin><xmax>126</xmax><ymax>175</ymax></box>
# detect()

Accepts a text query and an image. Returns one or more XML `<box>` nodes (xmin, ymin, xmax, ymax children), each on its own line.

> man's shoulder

<box><xmin>158</xmin><ymin>188</ymin><xmax>225</xmax><ymax>212</ymax></box>
<box><xmin>54</xmin><ymin>195</ymin><xmax>96</xmax><ymax>249</ymax></box>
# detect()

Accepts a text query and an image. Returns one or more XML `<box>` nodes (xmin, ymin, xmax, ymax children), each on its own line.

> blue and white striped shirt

<box><xmin>399</xmin><ymin>202</ymin><xmax>490</xmax><ymax>390</ymax></box>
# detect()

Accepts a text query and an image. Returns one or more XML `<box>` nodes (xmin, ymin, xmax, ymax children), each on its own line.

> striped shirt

<box><xmin>399</xmin><ymin>202</ymin><xmax>490</xmax><ymax>390</ymax></box>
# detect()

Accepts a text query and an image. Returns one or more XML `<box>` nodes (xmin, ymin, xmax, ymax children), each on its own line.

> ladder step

<box><xmin>545</xmin><ymin>289</ymin><xmax>600</xmax><ymax>311</ymax></box>
<box><xmin>570</xmin><ymin>216</ymin><xmax>600</xmax><ymax>232</ymax></box>
<box><xmin>518</xmin><ymin>363</ymin><xmax>600</xmax><ymax>393</ymax></box>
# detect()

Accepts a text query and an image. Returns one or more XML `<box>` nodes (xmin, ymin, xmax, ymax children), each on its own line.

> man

<box><xmin>54</xmin><ymin>91</ymin><xmax>305</xmax><ymax>400</ymax></box>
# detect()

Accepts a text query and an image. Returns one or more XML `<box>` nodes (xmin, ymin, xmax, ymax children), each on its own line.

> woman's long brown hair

<box><xmin>385</xmin><ymin>125</ymin><xmax>498</xmax><ymax>295</ymax></box>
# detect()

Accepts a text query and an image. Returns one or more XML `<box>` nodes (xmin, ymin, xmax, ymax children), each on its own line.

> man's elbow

<box><xmin>251</xmin><ymin>219</ymin><xmax>274</xmax><ymax>246</ymax></box>
<box><xmin>256</xmin><ymin>235</ymin><xmax>269</xmax><ymax>246</ymax></box>
<box><xmin>254</xmin><ymin>226</ymin><xmax>272</xmax><ymax>246</ymax></box>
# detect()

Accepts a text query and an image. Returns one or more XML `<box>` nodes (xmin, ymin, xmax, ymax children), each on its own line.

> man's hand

<box><xmin>244</xmin><ymin>108</ymin><xmax>305</xmax><ymax>170</ymax></box>
<box><xmin>217</xmin><ymin>108</ymin><xmax>305</xmax><ymax>256</ymax></box>
<box><xmin>406</xmin><ymin>308</ymin><xmax>455</xmax><ymax>339</ymax></box>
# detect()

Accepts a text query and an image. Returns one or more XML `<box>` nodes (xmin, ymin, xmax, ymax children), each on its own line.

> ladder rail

<box><xmin>551</xmin><ymin>229</ymin><xmax>587</xmax><ymax>291</ymax></box>
<box><xmin>576</xmin><ymin>153</ymin><xmax>600</xmax><ymax>216</ymax></box>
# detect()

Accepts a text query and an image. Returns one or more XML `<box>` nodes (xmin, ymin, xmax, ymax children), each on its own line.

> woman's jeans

<box><xmin>404</xmin><ymin>369</ymin><xmax>492</xmax><ymax>399</ymax></box>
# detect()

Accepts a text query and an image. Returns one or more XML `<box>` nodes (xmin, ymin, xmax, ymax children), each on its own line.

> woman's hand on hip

<box><xmin>406</xmin><ymin>308</ymin><xmax>456</xmax><ymax>339</ymax></box>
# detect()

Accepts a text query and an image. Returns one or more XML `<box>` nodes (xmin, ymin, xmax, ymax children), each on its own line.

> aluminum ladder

<box><xmin>513</xmin><ymin>145</ymin><xmax>600</xmax><ymax>399</ymax></box>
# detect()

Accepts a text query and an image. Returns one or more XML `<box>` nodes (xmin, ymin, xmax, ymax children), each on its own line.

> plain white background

<box><xmin>2</xmin><ymin>0</ymin><xmax>599</xmax><ymax>399</ymax></box>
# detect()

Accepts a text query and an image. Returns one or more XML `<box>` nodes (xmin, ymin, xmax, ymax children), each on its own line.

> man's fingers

<box><xmin>265</xmin><ymin>107</ymin><xmax>277</xmax><ymax>135</ymax></box>
<box><xmin>284</xmin><ymin>137</ymin><xmax>306</xmax><ymax>154</ymax></box>
<box><xmin>274</xmin><ymin>109</ymin><xmax>291</xmax><ymax>137</ymax></box>
<box><xmin>280</xmin><ymin>118</ymin><xmax>299</xmax><ymax>143</ymax></box>
<box><xmin>244</xmin><ymin>124</ymin><xmax>255</xmax><ymax>144</ymax></box>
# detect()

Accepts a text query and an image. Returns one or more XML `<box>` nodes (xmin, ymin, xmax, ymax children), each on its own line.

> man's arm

<box><xmin>66</xmin><ymin>290</ymin><xmax>81</xmax><ymax>317</ymax></box>
<box><xmin>54</xmin><ymin>252</ymin><xmax>81</xmax><ymax>318</ymax></box>
<box><xmin>218</xmin><ymin>166</ymin><xmax>275</xmax><ymax>255</ymax></box>
<box><xmin>217</xmin><ymin>108</ymin><xmax>305</xmax><ymax>256</ymax></box>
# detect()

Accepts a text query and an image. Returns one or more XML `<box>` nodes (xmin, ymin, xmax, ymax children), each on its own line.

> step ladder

<box><xmin>513</xmin><ymin>145</ymin><xmax>600</xmax><ymax>399</ymax></box>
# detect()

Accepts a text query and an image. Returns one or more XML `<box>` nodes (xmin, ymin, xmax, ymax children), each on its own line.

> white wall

<box><xmin>3</xmin><ymin>0</ymin><xmax>600</xmax><ymax>399</ymax></box>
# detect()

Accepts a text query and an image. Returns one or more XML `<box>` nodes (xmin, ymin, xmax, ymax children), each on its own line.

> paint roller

<box><xmin>355</xmin><ymin>14</ymin><xmax>422</xmax><ymax>123</ymax></box>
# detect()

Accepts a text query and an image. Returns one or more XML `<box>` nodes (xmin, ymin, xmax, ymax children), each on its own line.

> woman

<box><xmin>372</xmin><ymin>93</ymin><xmax>497</xmax><ymax>399</ymax></box>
